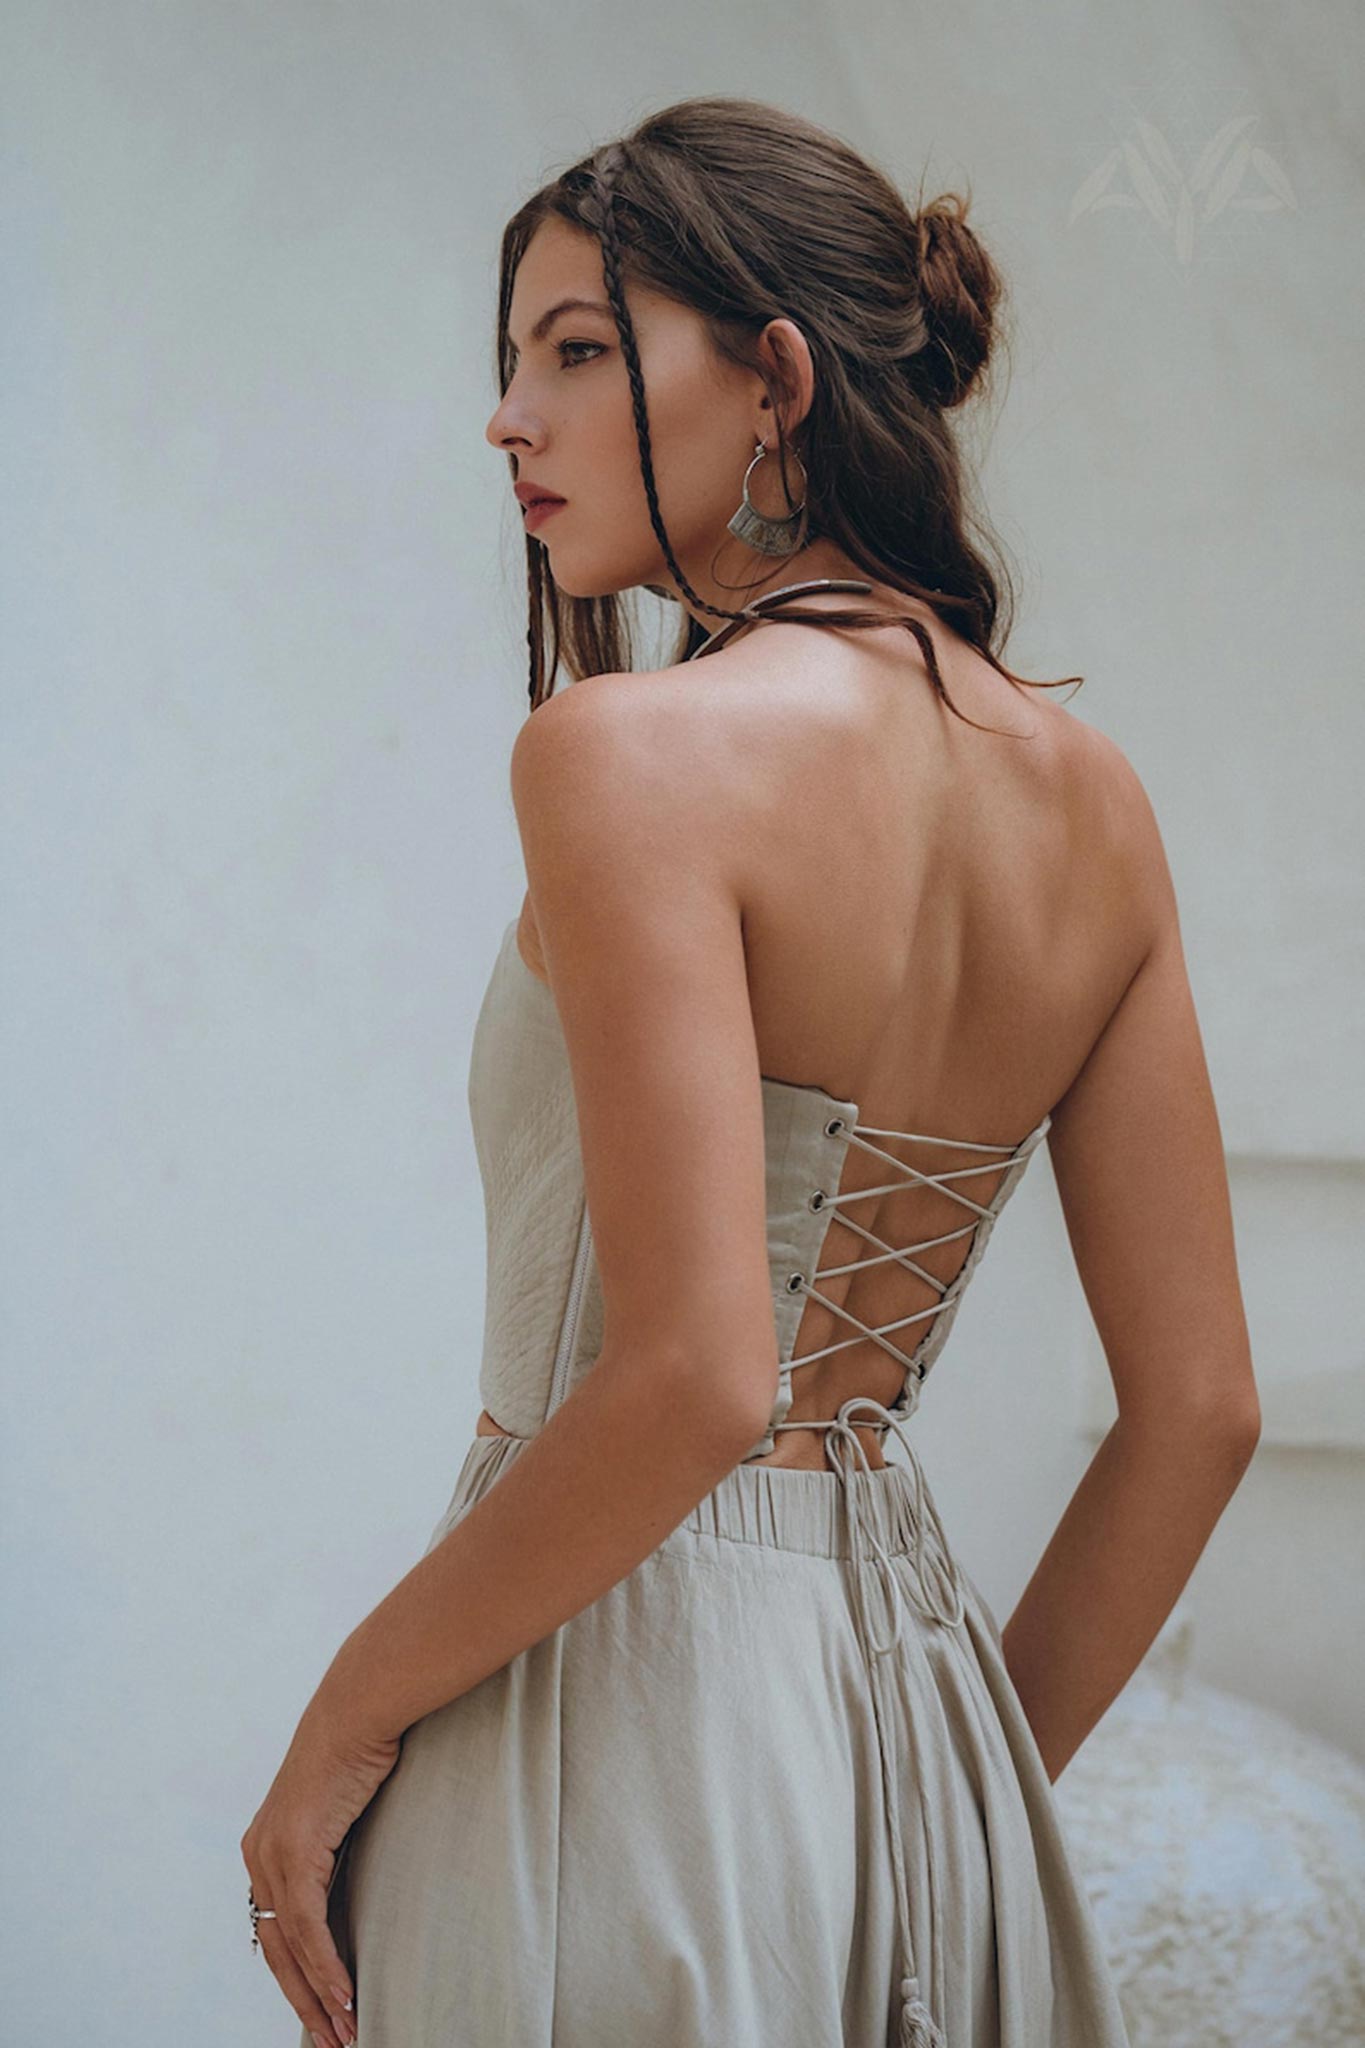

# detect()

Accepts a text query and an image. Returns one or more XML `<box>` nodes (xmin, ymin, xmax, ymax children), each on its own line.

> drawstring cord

<box><xmin>772</xmin><ymin>1388</ymin><xmax>965</xmax><ymax>2046</ymax></box>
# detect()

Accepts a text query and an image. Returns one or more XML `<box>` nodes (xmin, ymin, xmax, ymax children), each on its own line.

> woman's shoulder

<box><xmin>518</xmin><ymin>646</ymin><xmax>1163</xmax><ymax>901</ymax></box>
<box><xmin>515</xmin><ymin>655</ymin><xmax>770</xmax><ymax>794</ymax></box>
<box><xmin>509</xmin><ymin>662</ymin><xmax>762</xmax><ymax>897</ymax></box>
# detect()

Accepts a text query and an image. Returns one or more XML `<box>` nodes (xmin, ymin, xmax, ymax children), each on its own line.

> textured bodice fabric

<box><xmin>469</xmin><ymin>916</ymin><xmax>1050</xmax><ymax>1462</ymax></box>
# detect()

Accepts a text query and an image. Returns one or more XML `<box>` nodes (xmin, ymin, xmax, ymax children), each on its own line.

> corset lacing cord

<box><xmin>772</xmin><ymin>1384</ymin><xmax>963</xmax><ymax>2046</ymax></box>
<box><xmin>765</xmin><ymin>1115</ymin><xmax>1042</xmax><ymax>2041</ymax></box>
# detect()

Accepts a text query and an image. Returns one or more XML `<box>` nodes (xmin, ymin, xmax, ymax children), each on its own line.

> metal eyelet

<box><xmin>824</xmin><ymin>1117</ymin><xmax>844</xmax><ymax>1137</ymax></box>
<box><xmin>786</xmin><ymin>1272</ymin><xmax>805</xmax><ymax>1293</ymax></box>
<box><xmin>808</xmin><ymin>1189</ymin><xmax>827</xmax><ymax>1211</ymax></box>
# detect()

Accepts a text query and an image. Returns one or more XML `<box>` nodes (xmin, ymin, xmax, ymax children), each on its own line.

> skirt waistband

<box><xmin>444</xmin><ymin>1422</ymin><xmax>955</xmax><ymax>1567</ymax></box>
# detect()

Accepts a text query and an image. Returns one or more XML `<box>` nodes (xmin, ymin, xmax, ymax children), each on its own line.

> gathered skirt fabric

<box><xmin>306</xmin><ymin>1431</ymin><xmax>1130</xmax><ymax>2046</ymax></box>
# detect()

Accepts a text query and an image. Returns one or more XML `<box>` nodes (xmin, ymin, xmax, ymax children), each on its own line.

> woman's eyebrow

<box><xmin>508</xmin><ymin>297</ymin><xmax>614</xmax><ymax>354</ymax></box>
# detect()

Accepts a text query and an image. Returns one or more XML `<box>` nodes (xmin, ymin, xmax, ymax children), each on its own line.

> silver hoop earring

<box><xmin>726</xmin><ymin>439</ymin><xmax>810</xmax><ymax>558</ymax></box>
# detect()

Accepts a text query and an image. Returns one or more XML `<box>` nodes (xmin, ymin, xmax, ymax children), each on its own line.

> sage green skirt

<box><xmin>306</xmin><ymin>1430</ymin><xmax>1130</xmax><ymax>2046</ymax></box>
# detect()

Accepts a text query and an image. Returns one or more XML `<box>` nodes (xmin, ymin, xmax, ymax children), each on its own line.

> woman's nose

<box><xmin>487</xmin><ymin>418</ymin><xmax>541</xmax><ymax>463</ymax></box>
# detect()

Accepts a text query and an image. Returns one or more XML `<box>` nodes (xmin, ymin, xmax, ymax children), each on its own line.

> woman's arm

<box><xmin>1002</xmin><ymin>768</ymin><xmax>1262</xmax><ymax>1780</ymax></box>
<box><xmin>1000</xmin><ymin>1406</ymin><xmax>1257</xmax><ymax>1784</ymax></box>
<box><xmin>307</xmin><ymin>1342</ymin><xmax>770</xmax><ymax>1742</ymax></box>
<box><xmin>309</xmin><ymin>674</ymin><xmax>783</xmax><ymax>1742</ymax></box>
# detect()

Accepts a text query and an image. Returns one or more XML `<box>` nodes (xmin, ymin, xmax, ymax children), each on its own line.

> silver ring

<box><xmin>248</xmin><ymin>1885</ymin><xmax>278</xmax><ymax>1953</ymax></box>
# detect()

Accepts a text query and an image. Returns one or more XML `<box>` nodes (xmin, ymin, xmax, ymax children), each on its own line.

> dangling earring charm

<box><xmin>727</xmin><ymin>438</ymin><xmax>810</xmax><ymax>557</ymax></box>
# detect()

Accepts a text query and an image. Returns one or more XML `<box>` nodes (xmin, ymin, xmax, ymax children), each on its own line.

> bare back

<box><xmin>482</xmin><ymin>594</ymin><xmax>1255</xmax><ymax>1470</ymax></box>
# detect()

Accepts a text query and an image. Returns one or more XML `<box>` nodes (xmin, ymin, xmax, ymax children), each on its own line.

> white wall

<box><xmin>2</xmin><ymin>2</ymin><xmax>1360</xmax><ymax>2039</ymax></box>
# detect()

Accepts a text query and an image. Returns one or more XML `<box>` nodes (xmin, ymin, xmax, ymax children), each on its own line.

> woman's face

<box><xmin>484</xmin><ymin>216</ymin><xmax>818</xmax><ymax>624</ymax></box>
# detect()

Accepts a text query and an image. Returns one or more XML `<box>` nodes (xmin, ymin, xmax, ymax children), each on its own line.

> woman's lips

<box><xmin>523</xmin><ymin>497</ymin><xmax>566</xmax><ymax>532</ymax></box>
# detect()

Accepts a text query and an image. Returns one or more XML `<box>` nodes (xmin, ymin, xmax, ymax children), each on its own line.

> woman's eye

<box><xmin>556</xmin><ymin>340</ymin><xmax>605</xmax><ymax>367</ymax></box>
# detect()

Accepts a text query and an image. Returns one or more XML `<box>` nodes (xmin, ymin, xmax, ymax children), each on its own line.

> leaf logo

<box><xmin>1070</xmin><ymin>113</ymin><xmax>1296</xmax><ymax>264</ymax></box>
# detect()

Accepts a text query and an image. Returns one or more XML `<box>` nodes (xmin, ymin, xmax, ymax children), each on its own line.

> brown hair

<box><xmin>495</xmin><ymin>95</ymin><xmax>1082</xmax><ymax>729</ymax></box>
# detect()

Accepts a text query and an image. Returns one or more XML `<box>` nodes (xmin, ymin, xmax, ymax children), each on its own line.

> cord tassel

<box><xmin>900</xmin><ymin>1973</ymin><xmax>947</xmax><ymax>2047</ymax></box>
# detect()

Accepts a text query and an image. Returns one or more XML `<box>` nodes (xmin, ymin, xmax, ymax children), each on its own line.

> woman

<box><xmin>242</xmin><ymin>96</ymin><xmax>1261</xmax><ymax>2047</ymax></box>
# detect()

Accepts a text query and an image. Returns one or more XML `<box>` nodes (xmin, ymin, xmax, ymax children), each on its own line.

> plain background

<box><xmin>2</xmin><ymin>1</ymin><xmax>1362</xmax><ymax>2039</ymax></box>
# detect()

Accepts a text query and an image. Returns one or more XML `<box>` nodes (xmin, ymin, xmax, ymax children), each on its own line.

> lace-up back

<box><xmin>468</xmin><ymin>920</ymin><xmax>1050</xmax><ymax>1466</ymax></box>
<box><xmin>780</xmin><ymin>1107</ymin><xmax>1051</xmax><ymax>1413</ymax></box>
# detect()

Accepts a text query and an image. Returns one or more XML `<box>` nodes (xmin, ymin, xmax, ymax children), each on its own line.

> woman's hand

<box><xmin>240</xmin><ymin>1701</ymin><xmax>401</xmax><ymax>2045</ymax></box>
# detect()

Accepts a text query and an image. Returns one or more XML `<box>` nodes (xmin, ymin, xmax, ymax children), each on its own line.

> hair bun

<box><xmin>911</xmin><ymin>191</ymin><xmax>1001</xmax><ymax>410</ymax></box>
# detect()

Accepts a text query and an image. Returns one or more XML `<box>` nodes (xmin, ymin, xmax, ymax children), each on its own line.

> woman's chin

<box><xmin>547</xmin><ymin>564</ymin><xmax>650</xmax><ymax>603</ymax></box>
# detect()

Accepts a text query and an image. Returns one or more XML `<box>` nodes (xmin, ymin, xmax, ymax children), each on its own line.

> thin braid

<box><xmin>591</xmin><ymin>148</ymin><xmax>748</xmax><ymax>630</ymax></box>
<box><xmin>525</xmin><ymin>559</ymin><xmax>537</xmax><ymax>701</ymax></box>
